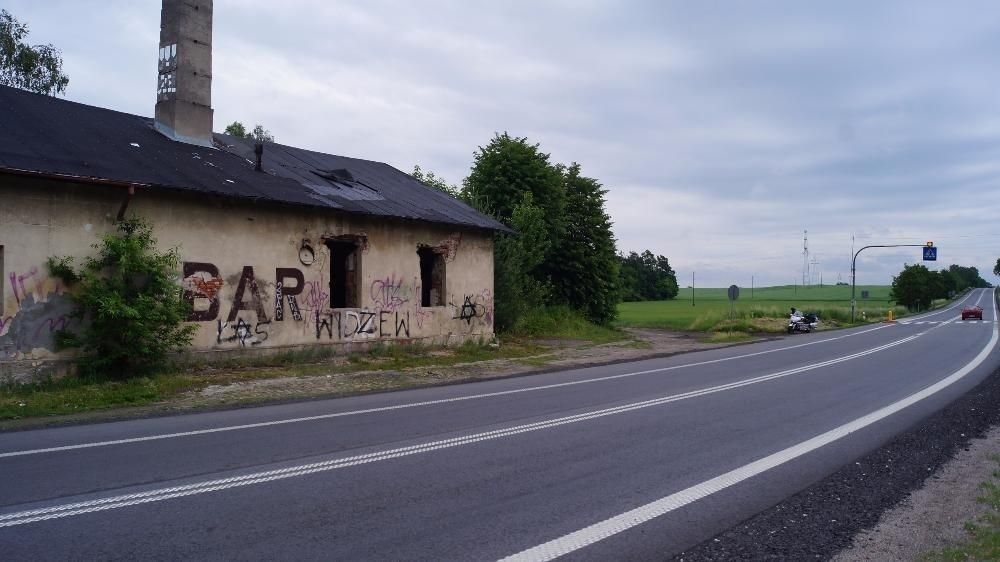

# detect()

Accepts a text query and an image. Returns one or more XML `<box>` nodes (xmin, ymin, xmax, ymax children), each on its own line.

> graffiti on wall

<box><xmin>370</xmin><ymin>274</ymin><xmax>412</xmax><ymax>311</ymax></box>
<box><xmin>216</xmin><ymin>318</ymin><xmax>270</xmax><ymax>347</ymax></box>
<box><xmin>451</xmin><ymin>290</ymin><xmax>494</xmax><ymax>327</ymax></box>
<box><xmin>178</xmin><ymin>258</ymin><xmax>491</xmax><ymax>349</ymax></box>
<box><xmin>274</xmin><ymin>268</ymin><xmax>304</xmax><ymax>322</ymax></box>
<box><xmin>302</xmin><ymin>280</ymin><xmax>328</xmax><ymax>312</ymax></box>
<box><xmin>182</xmin><ymin>262</ymin><xmax>224</xmax><ymax>322</ymax></box>
<box><xmin>228</xmin><ymin>266</ymin><xmax>269</xmax><ymax>322</ymax></box>
<box><xmin>1</xmin><ymin>266</ymin><xmax>74</xmax><ymax>358</ymax></box>
<box><xmin>314</xmin><ymin>309</ymin><xmax>410</xmax><ymax>340</ymax></box>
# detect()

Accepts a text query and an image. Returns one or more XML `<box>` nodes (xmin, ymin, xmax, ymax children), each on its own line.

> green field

<box><xmin>617</xmin><ymin>285</ymin><xmax>906</xmax><ymax>332</ymax></box>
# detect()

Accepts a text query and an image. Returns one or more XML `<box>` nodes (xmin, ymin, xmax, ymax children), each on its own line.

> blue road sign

<box><xmin>923</xmin><ymin>246</ymin><xmax>937</xmax><ymax>261</ymax></box>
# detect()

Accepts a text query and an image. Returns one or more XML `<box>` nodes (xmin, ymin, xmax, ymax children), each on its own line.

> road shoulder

<box><xmin>673</xmin><ymin>366</ymin><xmax>1000</xmax><ymax>561</ymax></box>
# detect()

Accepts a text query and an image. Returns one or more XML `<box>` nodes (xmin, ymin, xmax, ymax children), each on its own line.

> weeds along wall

<box><xmin>0</xmin><ymin>177</ymin><xmax>495</xmax><ymax>382</ymax></box>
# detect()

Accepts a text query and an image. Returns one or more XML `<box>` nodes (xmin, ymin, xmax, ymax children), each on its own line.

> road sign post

<box><xmin>851</xmin><ymin>243</ymin><xmax>935</xmax><ymax>322</ymax></box>
<box><xmin>727</xmin><ymin>285</ymin><xmax>739</xmax><ymax>334</ymax></box>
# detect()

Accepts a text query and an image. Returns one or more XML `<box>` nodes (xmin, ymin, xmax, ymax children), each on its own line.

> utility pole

<box><xmin>692</xmin><ymin>271</ymin><xmax>695</xmax><ymax>307</ymax></box>
<box><xmin>802</xmin><ymin>230</ymin><xmax>810</xmax><ymax>288</ymax></box>
<box><xmin>751</xmin><ymin>274</ymin><xmax>754</xmax><ymax>299</ymax></box>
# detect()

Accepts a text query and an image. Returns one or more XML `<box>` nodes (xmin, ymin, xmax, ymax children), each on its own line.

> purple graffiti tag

<box><xmin>9</xmin><ymin>266</ymin><xmax>40</xmax><ymax>309</ymax></box>
<box><xmin>303</xmin><ymin>280</ymin><xmax>329</xmax><ymax>311</ymax></box>
<box><xmin>370</xmin><ymin>275</ymin><xmax>408</xmax><ymax>311</ymax></box>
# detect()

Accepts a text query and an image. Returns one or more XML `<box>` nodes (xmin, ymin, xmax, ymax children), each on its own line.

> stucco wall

<box><xmin>0</xmin><ymin>177</ymin><xmax>495</xmax><ymax>381</ymax></box>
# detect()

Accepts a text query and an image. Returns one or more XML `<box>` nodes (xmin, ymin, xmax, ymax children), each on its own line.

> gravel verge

<box><xmin>832</xmin><ymin>425</ymin><xmax>999</xmax><ymax>561</ymax></box>
<box><xmin>672</xmin><ymin>367</ymin><xmax>1000</xmax><ymax>561</ymax></box>
<box><xmin>0</xmin><ymin>328</ymin><xmax>741</xmax><ymax>431</ymax></box>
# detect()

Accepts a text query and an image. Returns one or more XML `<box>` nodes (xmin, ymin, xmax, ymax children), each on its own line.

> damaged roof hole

<box><xmin>312</xmin><ymin>168</ymin><xmax>355</xmax><ymax>183</ymax></box>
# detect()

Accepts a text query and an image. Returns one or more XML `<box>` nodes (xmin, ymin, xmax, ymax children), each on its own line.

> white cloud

<box><xmin>5</xmin><ymin>0</ymin><xmax>999</xmax><ymax>286</ymax></box>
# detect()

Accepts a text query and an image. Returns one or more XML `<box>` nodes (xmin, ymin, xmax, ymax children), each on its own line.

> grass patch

<box><xmin>922</xmin><ymin>454</ymin><xmax>1000</xmax><ymax>561</ymax></box>
<box><xmin>0</xmin><ymin>339</ymin><xmax>546</xmax><ymax>420</ymax></box>
<box><xmin>517</xmin><ymin>356</ymin><xmax>557</xmax><ymax>368</ymax></box>
<box><xmin>620</xmin><ymin>340</ymin><xmax>653</xmax><ymax>350</ymax></box>
<box><xmin>618</xmin><ymin>285</ymin><xmax>906</xmax><ymax>332</ymax></box>
<box><xmin>507</xmin><ymin>305</ymin><xmax>628</xmax><ymax>344</ymax></box>
<box><xmin>0</xmin><ymin>307</ymin><xmax>633</xmax><ymax>421</ymax></box>
<box><xmin>706</xmin><ymin>332</ymin><xmax>755</xmax><ymax>343</ymax></box>
<box><xmin>0</xmin><ymin>373</ymin><xmax>203</xmax><ymax>420</ymax></box>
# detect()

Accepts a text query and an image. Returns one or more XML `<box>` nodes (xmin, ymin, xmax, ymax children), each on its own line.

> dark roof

<box><xmin>0</xmin><ymin>85</ymin><xmax>509</xmax><ymax>233</ymax></box>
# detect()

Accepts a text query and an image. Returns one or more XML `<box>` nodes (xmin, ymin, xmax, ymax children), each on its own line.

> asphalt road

<box><xmin>1</xmin><ymin>289</ymin><xmax>997</xmax><ymax>561</ymax></box>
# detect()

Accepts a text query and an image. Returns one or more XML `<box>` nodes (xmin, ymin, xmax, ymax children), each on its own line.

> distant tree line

<box><xmin>891</xmin><ymin>263</ymin><xmax>991</xmax><ymax>310</ymax></box>
<box><xmin>618</xmin><ymin>250</ymin><xmax>679</xmax><ymax>301</ymax></box>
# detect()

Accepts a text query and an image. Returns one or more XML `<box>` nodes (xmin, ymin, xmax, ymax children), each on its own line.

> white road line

<box><xmin>0</xmin><ymin>333</ymin><xmax>923</xmax><ymax>527</ymax></box>
<box><xmin>500</xmin><ymin>288</ymin><xmax>999</xmax><ymax>562</ymax></box>
<box><xmin>0</xmin><ymin>324</ymin><xmax>895</xmax><ymax>459</ymax></box>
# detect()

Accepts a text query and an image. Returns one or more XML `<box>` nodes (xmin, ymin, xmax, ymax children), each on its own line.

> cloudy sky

<box><xmin>8</xmin><ymin>0</ymin><xmax>1000</xmax><ymax>287</ymax></box>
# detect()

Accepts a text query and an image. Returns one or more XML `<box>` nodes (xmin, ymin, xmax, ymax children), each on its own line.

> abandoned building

<box><xmin>0</xmin><ymin>0</ymin><xmax>507</xmax><ymax>381</ymax></box>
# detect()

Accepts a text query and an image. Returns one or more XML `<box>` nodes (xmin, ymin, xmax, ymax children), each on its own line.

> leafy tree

<box><xmin>945</xmin><ymin>264</ymin><xmax>989</xmax><ymax>290</ymax></box>
<box><xmin>411</xmin><ymin>165</ymin><xmax>459</xmax><ymax>198</ymax></box>
<box><xmin>0</xmin><ymin>9</ymin><xmax>69</xmax><ymax>95</ymax></box>
<box><xmin>549</xmin><ymin>163</ymin><xmax>619</xmax><ymax>324</ymax></box>
<box><xmin>492</xmin><ymin>193</ymin><xmax>551</xmax><ymax>331</ymax></box>
<box><xmin>251</xmin><ymin>124</ymin><xmax>275</xmax><ymax>143</ymax></box>
<box><xmin>464</xmin><ymin>133</ymin><xmax>566</xmax><ymax>246</ymax></box>
<box><xmin>994</xmin><ymin>257</ymin><xmax>1000</xmax><ymax>278</ymax></box>
<box><xmin>48</xmin><ymin>218</ymin><xmax>196</xmax><ymax>379</ymax></box>
<box><xmin>223</xmin><ymin>121</ymin><xmax>247</xmax><ymax>137</ymax></box>
<box><xmin>224</xmin><ymin>121</ymin><xmax>275</xmax><ymax>143</ymax></box>
<box><xmin>891</xmin><ymin>263</ymin><xmax>948</xmax><ymax>311</ymax></box>
<box><xmin>618</xmin><ymin>250</ymin><xmax>679</xmax><ymax>301</ymax></box>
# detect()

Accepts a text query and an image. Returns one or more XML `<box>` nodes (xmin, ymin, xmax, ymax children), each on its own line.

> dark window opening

<box><xmin>327</xmin><ymin>241</ymin><xmax>360</xmax><ymax>308</ymax></box>
<box><xmin>418</xmin><ymin>246</ymin><xmax>446</xmax><ymax>307</ymax></box>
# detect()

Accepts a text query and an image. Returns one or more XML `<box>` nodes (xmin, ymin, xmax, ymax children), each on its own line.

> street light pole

<box><xmin>851</xmin><ymin>244</ymin><xmax>928</xmax><ymax>322</ymax></box>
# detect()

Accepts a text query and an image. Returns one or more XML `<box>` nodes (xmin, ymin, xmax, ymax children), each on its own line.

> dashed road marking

<box><xmin>500</xmin><ymin>289</ymin><xmax>999</xmax><ymax>562</ymax></box>
<box><xmin>0</xmin><ymin>334</ymin><xmax>923</xmax><ymax>527</ymax></box>
<box><xmin>0</xmin><ymin>324</ymin><xmax>897</xmax><ymax>459</ymax></box>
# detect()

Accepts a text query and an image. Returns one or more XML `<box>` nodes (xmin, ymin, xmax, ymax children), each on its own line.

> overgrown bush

<box><xmin>48</xmin><ymin>218</ymin><xmax>196</xmax><ymax>379</ymax></box>
<box><xmin>492</xmin><ymin>193</ymin><xmax>551</xmax><ymax>331</ymax></box>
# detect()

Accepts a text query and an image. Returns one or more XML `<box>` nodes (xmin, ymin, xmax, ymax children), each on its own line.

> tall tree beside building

<box><xmin>492</xmin><ymin>193</ymin><xmax>551</xmax><ymax>331</ymax></box>
<box><xmin>464</xmin><ymin>133</ymin><xmax>566</xmax><ymax>248</ymax></box>
<box><xmin>550</xmin><ymin>164</ymin><xmax>620</xmax><ymax>324</ymax></box>
<box><xmin>0</xmin><ymin>9</ymin><xmax>69</xmax><ymax>95</ymax></box>
<box><xmin>47</xmin><ymin>218</ymin><xmax>196</xmax><ymax>379</ymax></box>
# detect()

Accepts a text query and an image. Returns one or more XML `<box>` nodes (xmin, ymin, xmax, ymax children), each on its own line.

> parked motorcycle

<box><xmin>787</xmin><ymin>309</ymin><xmax>818</xmax><ymax>334</ymax></box>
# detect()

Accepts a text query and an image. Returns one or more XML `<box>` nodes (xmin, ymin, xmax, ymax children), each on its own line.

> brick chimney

<box><xmin>154</xmin><ymin>0</ymin><xmax>214</xmax><ymax>147</ymax></box>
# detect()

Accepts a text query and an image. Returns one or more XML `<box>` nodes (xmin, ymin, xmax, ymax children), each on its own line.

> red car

<box><xmin>961</xmin><ymin>306</ymin><xmax>983</xmax><ymax>320</ymax></box>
